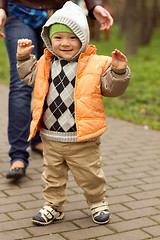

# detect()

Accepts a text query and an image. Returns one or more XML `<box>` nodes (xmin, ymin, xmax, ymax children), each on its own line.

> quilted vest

<box><xmin>28</xmin><ymin>45</ymin><xmax>112</xmax><ymax>142</ymax></box>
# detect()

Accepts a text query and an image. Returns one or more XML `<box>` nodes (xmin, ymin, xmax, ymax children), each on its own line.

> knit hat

<box><xmin>49</xmin><ymin>23</ymin><xmax>74</xmax><ymax>39</ymax></box>
<box><xmin>41</xmin><ymin>1</ymin><xmax>90</xmax><ymax>59</ymax></box>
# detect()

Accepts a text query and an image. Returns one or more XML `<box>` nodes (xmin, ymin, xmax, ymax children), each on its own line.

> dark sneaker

<box><xmin>90</xmin><ymin>201</ymin><xmax>110</xmax><ymax>224</ymax></box>
<box><xmin>6</xmin><ymin>167</ymin><xmax>26</xmax><ymax>179</ymax></box>
<box><xmin>32</xmin><ymin>206</ymin><xmax>64</xmax><ymax>226</ymax></box>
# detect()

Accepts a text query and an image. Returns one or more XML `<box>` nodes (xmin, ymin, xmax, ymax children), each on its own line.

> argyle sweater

<box><xmin>41</xmin><ymin>56</ymin><xmax>78</xmax><ymax>142</ymax></box>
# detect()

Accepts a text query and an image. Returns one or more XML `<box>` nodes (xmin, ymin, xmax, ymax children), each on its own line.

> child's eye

<box><xmin>52</xmin><ymin>35</ymin><xmax>61</xmax><ymax>39</ymax></box>
<box><xmin>70</xmin><ymin>36</ymin><xmax>77</xmax><ymax>39</ymax></box>
<box><xmin>55</xmin><ymin>36</ymin><xmax>61</xmax><ymax>39</ymax></box>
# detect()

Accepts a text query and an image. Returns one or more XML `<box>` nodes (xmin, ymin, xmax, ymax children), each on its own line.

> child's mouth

<box><xmin>61</xmin><ymin>49</ymin><xmax>72</xmax><ymax>52</ymax></box>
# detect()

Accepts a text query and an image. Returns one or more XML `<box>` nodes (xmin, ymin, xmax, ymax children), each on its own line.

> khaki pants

<box><xmin>41</xmin><ymin>138</ymin><xmax>107</xmax><ymax>212</ymax></box>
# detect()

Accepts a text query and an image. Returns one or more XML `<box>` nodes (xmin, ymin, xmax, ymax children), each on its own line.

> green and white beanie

<box><xmin>49</xmin><ymin>23</ymin><xmax>74</xmax><ymax>39</ymax></box>
<box><xmin>41</xmin><ymin>1</ymin><xmax>90</xmax><ymax>59</ymax></box>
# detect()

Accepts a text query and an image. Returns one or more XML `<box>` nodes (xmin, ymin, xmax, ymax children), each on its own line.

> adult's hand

<box><xmin>0</xmin><ymin>8</ymin><xmax>7</xmax><ymax>38</ymax></box>
<box><xmin>92</xmin><ymin>5</ymin><xmax>113</xmax><ymax>31</ymax></box>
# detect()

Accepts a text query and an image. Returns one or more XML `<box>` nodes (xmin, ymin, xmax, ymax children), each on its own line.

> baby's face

<box><xmin>51</xmin><ymin>32</ymin><xmax>81</xmax><ymax>60</ymax></box>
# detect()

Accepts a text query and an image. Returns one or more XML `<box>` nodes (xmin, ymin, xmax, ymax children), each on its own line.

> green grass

<box><xmin>0</xmin><ymin>38</ymin><xmax>9</xmax><ymax>85</ymax></box>
<box><xmin>0</xmin><ymin>25</ymin><xmax>160</xmax><ymax>130</ymax></box>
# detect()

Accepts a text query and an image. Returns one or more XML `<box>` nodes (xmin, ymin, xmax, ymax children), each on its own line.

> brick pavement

<box><xmin>0</xmin><ymin>84</ymin><xmax>160</xmax><ymax>240</ymax></box>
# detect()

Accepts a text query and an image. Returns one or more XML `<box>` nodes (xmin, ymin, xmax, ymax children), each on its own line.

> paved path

<box><xmin>0</xmin><ymin>84</ymin><xmax>160</xmax><ymax>240</ymax></box>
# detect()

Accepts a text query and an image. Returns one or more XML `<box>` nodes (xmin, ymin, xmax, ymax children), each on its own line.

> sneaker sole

<box><xmin>32</xmin><ymin>212</ymin><xmax>64</xmax><ymax>226</ymax></box>
<box><xmin>92</xmin><ymin>215</ymin><xmax>111</xmax><ymax>225</ymax></box>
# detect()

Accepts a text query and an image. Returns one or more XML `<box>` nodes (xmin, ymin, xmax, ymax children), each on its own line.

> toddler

<box><xmin>17</xmin><ymin>1</ymin><xmax>131</xmax><ymax>225</ymax></box>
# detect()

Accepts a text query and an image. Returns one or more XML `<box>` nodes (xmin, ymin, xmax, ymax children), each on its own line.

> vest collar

<box><xmin>44</xmin><ymin>48</ymin><xmax>54</xmax><ymax>58</ymax></box>
<box><xmin>80</xmin><ymin>45</ymin><xmax>96</xmax><ymax>57</ymax></box>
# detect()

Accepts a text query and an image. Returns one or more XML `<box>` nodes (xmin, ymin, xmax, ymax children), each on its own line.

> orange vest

<box><xmin>28</xmin><ymin>45</ymin><xmax>112</xmax><ymax>142</ymax></box>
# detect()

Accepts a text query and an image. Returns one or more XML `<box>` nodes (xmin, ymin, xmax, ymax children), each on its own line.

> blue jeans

<box><xmin>4</xmin><ymin>14</ymin><xmax>44</xmax><ymax>168</ymax></box>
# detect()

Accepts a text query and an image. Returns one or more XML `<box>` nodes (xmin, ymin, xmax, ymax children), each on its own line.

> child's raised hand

<box><xmin>111</xmin><ymin>49</ymin><xmax>127</xmax><ymax>69</ymax></box>
<box><xmin>17</xmin><ymin>39</ymin><xmax>34</xmax><ymax>57</ymax></box>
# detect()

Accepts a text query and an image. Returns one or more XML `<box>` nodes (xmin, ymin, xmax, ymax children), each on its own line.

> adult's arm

<box><xmin>0</xmin><ymin>8</ymin><xmax>7</xmax><ymax>38</ymax></box>
<box><xmin>84</xmin><ymin>0</ymin><xmax>113</xmax><ymax>30</ymax></box>
<box><xmin>84</xmin><ymin>0</ymin><xmax>103</xmax><ymax>14</ymax></box>
<box><xmin>0</xmin><ymin>0</ymin><xmax>102</xmax><ymax>12</ymax></box>
<box><xmin>0</xmin><ymin>0</ymin><xmax>113</xmax><ymax>30</ymax></box>
<box><xmin>0</xmin><ymin>0</ymin><xmax>7</xmax><ymax>12</ymax></box>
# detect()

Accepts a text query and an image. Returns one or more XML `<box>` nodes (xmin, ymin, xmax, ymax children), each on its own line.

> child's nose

<box><xmin>61</xmin><ymin>39</ymin><xmax>69</xmax><ymax>45</ymax></box>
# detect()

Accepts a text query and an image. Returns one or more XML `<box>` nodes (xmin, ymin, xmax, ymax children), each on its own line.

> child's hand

<box><xmin>111</xmin><ymin>49</ymin><xmax>127</xmax><ymax>69</ymax></box>
<box><xmin>17</xmin><ymin>39</ymin><xmax>34</xmax><ymax>57</ymax></box>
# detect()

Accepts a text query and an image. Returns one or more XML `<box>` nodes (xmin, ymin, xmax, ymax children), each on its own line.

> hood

<box><xmin>41</xmin><ymin>1</ymin><xmax>90</xmax><ymax>60</ymax></box>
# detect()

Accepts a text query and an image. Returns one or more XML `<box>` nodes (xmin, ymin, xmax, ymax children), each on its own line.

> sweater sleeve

<box><xmin>0</xmin><ymin>0</ymin><xmax>7</xmax><ymax>12</ymax></box>
<box><xmin>100</xmin><ymin>65</ymin><xmax>131</xmax><ymax>97</ymax></box>
<box><xmin>17</xmin><ymin>54</ymin><xmax>38</xmax><ymax>88</ymax></box>
<box><xmin>84</xmin><ymin>0</ymin><xmax>103</xmax><ymax>18</ymax></box>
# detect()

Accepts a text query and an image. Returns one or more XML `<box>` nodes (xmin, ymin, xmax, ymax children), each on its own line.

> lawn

<box><xmin>0</xmin><ymin>25</ymin><xmax>160</xmax><ymax>130</ymax></box>
<box><xmin>0</xmin><ymin>38</ymin><xmax>9</xmax><ymax>85</ymax></box>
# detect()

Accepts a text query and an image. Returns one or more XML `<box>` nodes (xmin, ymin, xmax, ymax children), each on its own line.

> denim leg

<box><xmin>4</xmin><ymin>14</ymin><xmax>43</xmax><ymax>168</ymax></box>
<box><xmin>30</xmin><ymin>26</ymin><xmax>44</xmax><ymax>147</ymax></box>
